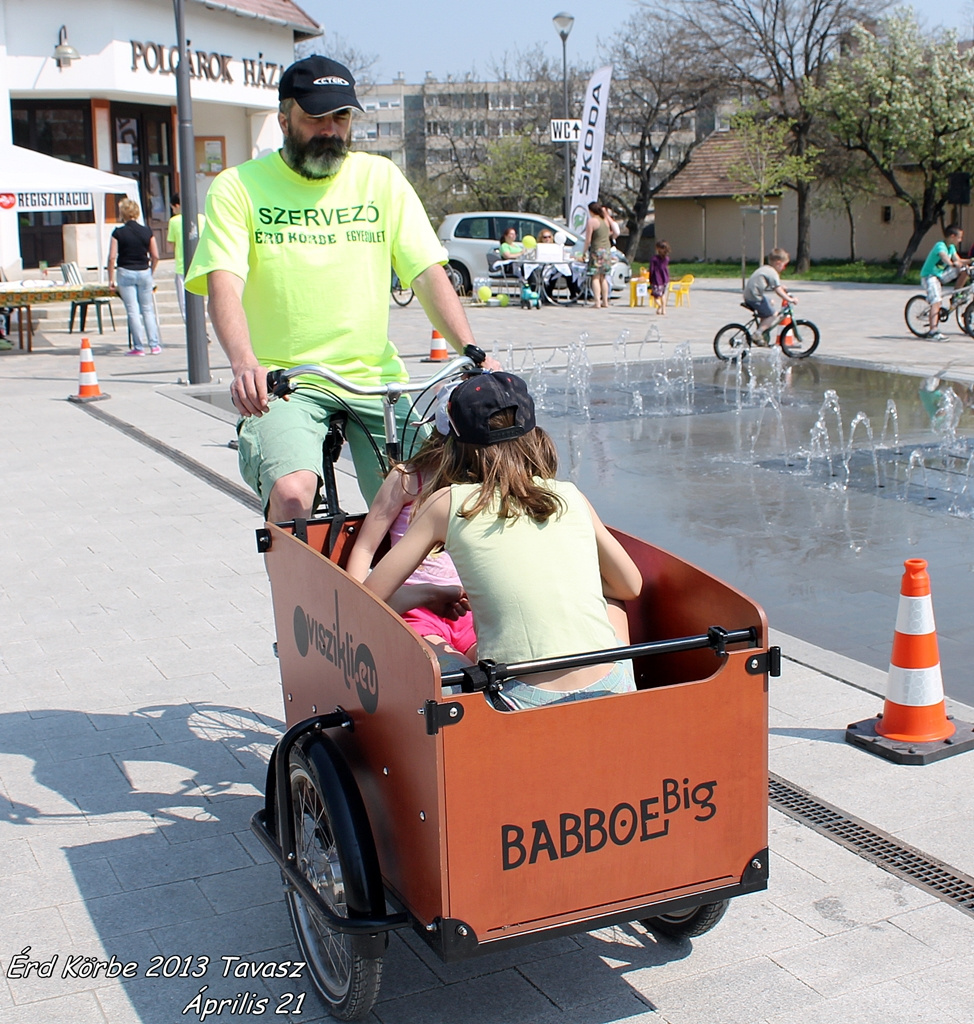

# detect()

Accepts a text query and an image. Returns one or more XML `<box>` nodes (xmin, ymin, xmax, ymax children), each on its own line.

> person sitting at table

<box><xmin>538</xmin><ymin>229</ymin><xmax>555</xmax><ymax>244</ymax></box>
<box><xmin>499</xmin><ymin>227</ymin><xmax>525</xmax><ymax>259</ymax></box>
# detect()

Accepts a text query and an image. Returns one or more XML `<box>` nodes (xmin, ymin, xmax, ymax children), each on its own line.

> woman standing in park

<box><xmin>108</xmin><ymin>198</ymin><xmax>162</xmax><ymax>355</ymax></box>
<box><xmin>584</xmin><ymin>202</ymin><xmax>613</xmax><ymax>309</ymax></box>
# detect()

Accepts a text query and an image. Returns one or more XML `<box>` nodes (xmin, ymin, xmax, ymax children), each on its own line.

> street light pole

<box><xmin>553</xmin><ymin>12</ymin><xmax>574</xmax><ymax>225</ymax></box>
<box><xmin>173</xmin><ymin>0</ymin><xmax>210</xmax><ymax>384</ymax></box>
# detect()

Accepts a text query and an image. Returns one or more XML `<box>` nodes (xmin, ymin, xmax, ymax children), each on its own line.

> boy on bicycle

<box><xmin>743</xmin><ymin>248</ymin><xmax>796</xmax><ymax>344</ymax></box>
<box><xmin>920</xmin><ymin>225</ymin><xmax>970</xmax><ymax>342</ymax></box>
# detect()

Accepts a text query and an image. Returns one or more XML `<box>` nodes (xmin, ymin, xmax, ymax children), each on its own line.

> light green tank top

<box><xmin>445</xmin><ymin>479</ymin><xmax>619</xmax><ymax>666</ymax></box>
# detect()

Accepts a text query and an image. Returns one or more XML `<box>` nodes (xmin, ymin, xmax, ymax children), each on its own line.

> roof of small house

<box><xmin>655</xmin><ymin>132</ymin><xmax>753</xmax><ymax>200</ymax></box>
<box><xmin>191</xmin><ymin>0</ymin><xmax>320</xmax><ymax>39</ymax></box>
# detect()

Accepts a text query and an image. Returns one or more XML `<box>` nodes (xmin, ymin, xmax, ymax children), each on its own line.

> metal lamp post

<box><xmin>173</xmin><ymin>0</ymin><xmax>210</xmax><ymax>384</ymax></box>
<box><xmin>553</xmin><ymin>12</ymin><xmax>574</xmax><ymax>223</ymax></box>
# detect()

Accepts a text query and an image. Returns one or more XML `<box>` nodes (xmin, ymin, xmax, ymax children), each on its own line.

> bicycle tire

<box><xmin>957</xmin><ymin>299</ymin><xmax>974</xmax><ymax>336</ymax></box>
<box><xmin>391</xmin><ymin>284</ymin><xmax>414</xmax><ymax>307</ymax></box>
<box><xmin>284</xmin><ymin>740</ymin><xmax>384</xmax><ymax>1020</ymax></box>
<box><xmin>779</xmin><ymin>318</ymin><xmax>820</xmax><ymax>358</ymax></box>
<box><xmin>444</xmin><ymin>263</ymin><xmax>464</xmax><ymax>296</ymax></box>
<box><xmin>641</xmin><ymin>900</ymin><xmax>730</xmax><ymax>939</ymax></box>
<box><xmin>904</xmin><ymin>294</ymin><xmax>933</xmax><ymax>337</ymax></box>
<box><xmin>713</xmin><ymin>323</ymin><xmax>751</xmax><ymax>361</ymax></box>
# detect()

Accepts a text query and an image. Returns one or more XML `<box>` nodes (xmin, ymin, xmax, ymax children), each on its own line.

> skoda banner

<box><xmin>569</xmin><ymin>65</ymin><xmax>613</xmax><ymax>237</ymax></box>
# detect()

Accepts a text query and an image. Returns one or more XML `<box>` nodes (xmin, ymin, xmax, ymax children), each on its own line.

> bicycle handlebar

<box><xmin>266</xmin><ymin>345</ymin><xmax>485</xmax><ymax>401</ymax></box>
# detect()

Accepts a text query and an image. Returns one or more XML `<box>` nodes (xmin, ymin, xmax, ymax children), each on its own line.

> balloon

<box><xmin>554</xmin><ymin>230</ymin><xmax>567</xmax><ymax>245</ymax></box>
<box><xmin>498</xmin><ymin>294</ymin><xmax>509</xmax><ymax>307</ymax></box>
<box><xmin>477</xmin><ymin>285</ymin><xmax>492</xmax><ymax>302</ymax></box>
<box><xmin>522</xmin><ymin>235</ymin><xmax>536</xmax><ymax>250</ymax></box>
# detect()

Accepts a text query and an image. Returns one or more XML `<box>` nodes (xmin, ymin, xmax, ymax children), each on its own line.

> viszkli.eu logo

<box><xmin>293</xmin><ymin>594</ymin><xmax>378</xmax><ymax>713</ymax></box>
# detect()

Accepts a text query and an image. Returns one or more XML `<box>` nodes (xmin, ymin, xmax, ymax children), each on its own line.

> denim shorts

<box><xmin>494</xmin><ymin>660</ymin><xmax>636</xmax><ymax>711</ymax></box>
<box><xmin>745</xmin><ymin>297</ymin><xmax>774</xmax><ymax>320</ymax></box>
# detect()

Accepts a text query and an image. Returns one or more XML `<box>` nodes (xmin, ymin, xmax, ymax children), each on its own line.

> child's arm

<box><xmin>363</xmin><ymin>488</ymin><xmax>452</xmax><ymax>602</ymax></box>
<box><xmin>583</xmin><ymin>497</ymin><xmax>643</xmax><ymax>601</ymax></box>
<box><xmin>345</xmin><ymin>466</ymin><xmax>417</xmax><ymax>581</ymax></box>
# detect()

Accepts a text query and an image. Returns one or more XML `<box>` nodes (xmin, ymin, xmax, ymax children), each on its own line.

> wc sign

<box><xmin>549</xmin><ymin>119</ymin><xmax>582</xmax><ymax>144</ymax></box>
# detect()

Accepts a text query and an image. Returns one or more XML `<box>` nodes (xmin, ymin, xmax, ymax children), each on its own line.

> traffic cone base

<box><xmin>846</xmin><ymin>558</ymin><xmax>974</xmax><ymax>764</ymax></box>
<box><xmin>421</xmin><ymin>329</ymin><xmax>449</xmax><ymax>362</ymax></box>
<box><xmin>68</xmin><ymin>337</ymin><xmax>110</xmax><ymax>403</ymax></box>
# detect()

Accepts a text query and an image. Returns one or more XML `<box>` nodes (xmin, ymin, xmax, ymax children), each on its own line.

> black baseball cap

<box><xmin>448</xmin><ymin>372</ymin><xmax>537</xmax><ymax>446</ymax></box>
<box><xmin>279</xmin><ymin>56</ymin><xmax>364</xmax><ymax>116</ymax></box>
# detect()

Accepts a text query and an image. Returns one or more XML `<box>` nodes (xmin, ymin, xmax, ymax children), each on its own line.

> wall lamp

<box><xmin>54</xmin><ymin>26</ymin><xmax>80</xmax><ymax>69</ymax></box>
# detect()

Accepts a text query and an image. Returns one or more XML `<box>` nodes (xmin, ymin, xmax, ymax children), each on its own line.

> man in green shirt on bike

<box><xmin>920</xmin><ymin>225</ymin><xmax>970</xmax><ymax>342</ymax></box>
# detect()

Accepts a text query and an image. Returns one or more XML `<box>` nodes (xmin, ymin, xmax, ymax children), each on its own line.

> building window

<box><xmin>882</xmin><ymin>206</ymin><xmax>892</xmax><ymax>223</ymax></box>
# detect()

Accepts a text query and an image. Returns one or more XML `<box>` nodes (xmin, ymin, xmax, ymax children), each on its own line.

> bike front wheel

<box><xmin>284</xmin><ymin>744</ymin><xmax>383</xmax><ymax>1020</ymax></box>
<box><xmin>779</xmin><ymin>319</ymin><xmax>820</xmax><ymax>358</ymax></box>
<box><xmin>957</xmin><ymin>300</ymin><xmax>974</xmax><ymax>336</ymax></box>
<box><xmin>713</xmin><ymin>323</ymin><xmax>751</xmax><ymax>361</ymax></box>
<box><xmin>391</xmin><ymin>284</ymin><xmax>414</xmax><ymax>306</ymax></box>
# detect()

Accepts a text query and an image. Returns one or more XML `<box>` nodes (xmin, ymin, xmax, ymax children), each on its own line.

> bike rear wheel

<box><xmin>391</xmin><ymin>283</ymin><xmax>414</xmax><ymax>306</ymax></box>
<box><xmin>779</xmin><ymin>319</ymin><xmax>820</xmax><ymax>358</ymax></box>
<box><xmin>713</xmin><ymin>323</ymin><xmax>751</xmax><ymax>361</ymax></box>
<box><xmin>904</xmin><ymin>294</ymin><xmax>937</xmax><ymax>336</ymax></box>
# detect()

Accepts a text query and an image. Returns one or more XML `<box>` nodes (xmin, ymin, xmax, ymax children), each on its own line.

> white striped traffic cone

<box><xmin>67</xmin><ymin>337</ymin><xmax>110</xmax><ymax>403</ymax></box>
<box><xmin>878</xmin><ymin>559</ymin><xmax>952</xmax><ymax>743</ymax></box>
<box><xmin>846</xmin><ymin>558</ymin><xmax>974</xmax><ymax>764</ymax></box>
<box><xmin>421</xmin><ymin>329</ymin><xmax>449</xmax><ymax>362</ymax></box>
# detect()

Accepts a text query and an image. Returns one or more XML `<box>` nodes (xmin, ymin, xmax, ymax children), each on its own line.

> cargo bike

<box><xmin>249</xmin><ymin>349</ymin><xmax>779</xmax><ymax>1019</ymax></box>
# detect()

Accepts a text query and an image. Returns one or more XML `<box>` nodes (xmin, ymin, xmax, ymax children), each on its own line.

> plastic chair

<box><xmin>62</xmin><ymin>262</ymin><xmax>116</xmax><ymax>334</ymax></box>
<box><xmin>668</xmin><ymin>274</ymin><xmax>694</xmax><ymax>308</ymax></box>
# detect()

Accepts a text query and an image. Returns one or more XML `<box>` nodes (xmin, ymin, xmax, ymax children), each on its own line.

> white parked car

<box><xmin>436</xmin><ymin>211</ymin><xmax>631</xmax><ymax>296</ymax></box>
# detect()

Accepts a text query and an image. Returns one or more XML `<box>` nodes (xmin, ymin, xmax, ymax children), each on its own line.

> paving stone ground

<box><xmin>1</xmin><ymin>269</ymin><xmax>973</xmax><ymax>1023</ymax></box>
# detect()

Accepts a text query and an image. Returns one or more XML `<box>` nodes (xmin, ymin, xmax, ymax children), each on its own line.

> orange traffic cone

<box><xmin>421</xmin><ymin>329</ymin><xmax>449</xmax><ymax>363</ymax></box>
<box><xmin>846</xmin><ymin>558</ymin><xmax>974</xmax><ymax>764</ymax></box>
<box><xmin>67</xmin><ymin>337</ymin><xmax>110</xmax><ymax>403</ymax></box>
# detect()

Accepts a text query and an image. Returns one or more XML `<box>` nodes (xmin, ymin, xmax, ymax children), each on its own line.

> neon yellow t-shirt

<box><xmin>185</xmin><ymin>151</ymin><xmax>447</xmax><ymax>386</ymax></box>
<box><xmin>167</xmin><ymin>212</ymin><xmax>206</xmax><ymax>275</ymax></box>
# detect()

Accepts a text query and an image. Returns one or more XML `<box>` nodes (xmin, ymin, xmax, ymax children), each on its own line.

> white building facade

<box><xmin>0</xmin><ymin>0</ymin><xmax>318</xmax><ymax>272</ymax></box>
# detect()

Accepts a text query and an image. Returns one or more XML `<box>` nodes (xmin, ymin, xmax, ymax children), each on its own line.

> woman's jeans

<box><xmin>116</xmin><ymin>267</ymin><xmax>161</xmax><ymax>351</ymax></box>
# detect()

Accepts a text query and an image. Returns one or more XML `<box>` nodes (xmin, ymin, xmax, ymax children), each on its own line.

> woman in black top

<box><xmin>108</xmin><ymin>198</ymin><xmax>162</xmax><ymax>354</ymax></box>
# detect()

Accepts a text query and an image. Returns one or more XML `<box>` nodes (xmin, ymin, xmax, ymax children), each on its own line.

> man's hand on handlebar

<box><xmin>229</xmin><ymin>364</ymin><xmax>271</xmax><ymax>418</ymax></box>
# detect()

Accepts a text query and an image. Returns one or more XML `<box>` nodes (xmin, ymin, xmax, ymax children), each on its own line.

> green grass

<box><xmin>633</xmin><ymin>260</ymin><xmax>922</xmax><ymax>286</ymax></box>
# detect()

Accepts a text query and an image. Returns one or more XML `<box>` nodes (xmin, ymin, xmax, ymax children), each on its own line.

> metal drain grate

<box><xmin>769</xmin><ymin>773</ymin><xmax>974</xmax><ymax>918</ymax></box>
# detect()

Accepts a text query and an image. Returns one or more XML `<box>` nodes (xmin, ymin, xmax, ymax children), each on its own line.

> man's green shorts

<box><xmin>236</xmin><ymin>390</ymin><xmax>419</xmax><ymax>512</ymax></box>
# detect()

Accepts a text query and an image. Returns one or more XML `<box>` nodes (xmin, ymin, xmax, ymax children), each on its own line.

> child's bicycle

<box><xmin>713</xmin><ymin>302</ymin><xmax>820</xmax><ymax>361</ymax></box>
<box><xmin>250</xmin><ymin>351</ymin><xmax>776</xmax><ymax>1019</ymax></box>
<box><xmin>904</xmin><ymin>282</ymin><xmax>974</xmax><ymax>338</ymax></box>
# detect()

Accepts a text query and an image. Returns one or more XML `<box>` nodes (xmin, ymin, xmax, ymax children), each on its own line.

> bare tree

<box><xmin>680</xmin><ymin>0</ymin><xmax>890</xmax><ymax>272</ymax></box>
<box><xmin>599</xmin><ymin>13</ymin><xmax>727</xmax><ymax>256</ymax></box>
<box><xmin>295</xmin><ymin>33</ymin><xmax>379</xmax><ymax>91</ymax></box>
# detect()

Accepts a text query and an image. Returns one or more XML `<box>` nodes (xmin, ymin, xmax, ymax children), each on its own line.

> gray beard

<box><xmin>282</xmin><ymin>133</ymin><xmax>348</xmax><ymax>180</ymax></box>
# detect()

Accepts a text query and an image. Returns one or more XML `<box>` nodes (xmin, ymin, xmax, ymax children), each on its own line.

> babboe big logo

<box><xmin>292</xmin><ymin>596</ymin><xmax>379</xmax><ymax>713</ymax></box>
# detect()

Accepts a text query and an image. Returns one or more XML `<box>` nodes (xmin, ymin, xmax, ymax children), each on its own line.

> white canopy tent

<box><xmin>0</xmin><ymin>146</ymin><xmax>140</xmax><ymax>280</ymax></box>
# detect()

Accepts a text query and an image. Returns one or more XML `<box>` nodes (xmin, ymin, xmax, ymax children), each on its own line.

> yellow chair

<box><xmin>668</xmin><ymin>274</ymin><xmax>694</xmax><ymax>308</ymax></box>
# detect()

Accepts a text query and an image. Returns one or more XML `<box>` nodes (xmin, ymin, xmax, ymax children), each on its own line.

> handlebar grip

<box><xmin>265</xmin><ymin>369</ymin><xmax>291</xmax><ymax>398</ymax></box>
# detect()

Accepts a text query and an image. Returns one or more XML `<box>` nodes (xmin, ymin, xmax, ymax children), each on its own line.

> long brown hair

<box><xmin>419</xmin><ymin>410</ymin><xmax>563</xmax><ymax>522</ymax></box>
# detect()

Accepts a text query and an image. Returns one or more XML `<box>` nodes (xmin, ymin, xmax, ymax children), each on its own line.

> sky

<box><xmin>298</xmin><ymin>0</ymin><xmax>974</xmax><ymax>85</ymax></box>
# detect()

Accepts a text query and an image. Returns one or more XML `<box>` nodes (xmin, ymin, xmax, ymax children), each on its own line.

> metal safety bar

<box><xmin>440</xmin><ymin>625</ymin><xmax>770</xmax><ymax>693</ymax></box>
